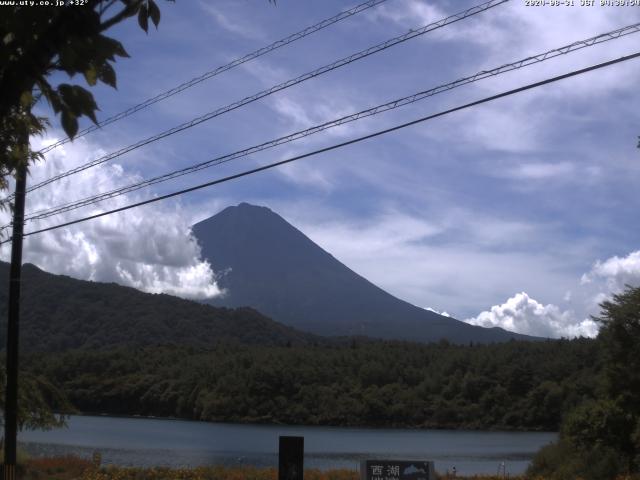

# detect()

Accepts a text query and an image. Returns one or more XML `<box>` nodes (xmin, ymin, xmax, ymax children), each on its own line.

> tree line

<box><xmin>21</xmin><ymin>337</ymin><xmax>600</xmax><ymax>432</ymax></box>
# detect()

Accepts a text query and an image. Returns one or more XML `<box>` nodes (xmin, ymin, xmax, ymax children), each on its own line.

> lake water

<box><xmin>19</xmin><ymin>415</ymin><xmax>556</xmax><ymax>476</ymax></box>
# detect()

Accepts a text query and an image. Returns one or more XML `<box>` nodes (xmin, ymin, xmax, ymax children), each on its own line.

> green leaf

<box><xmin>138</xmin><ymin>4</ymin><xmax>149</xmax><ymax>33</ymax></box>
<box><xmin>58</xmin><ymin>84</ymin><xmax>75</xmax><ymax>109</ymax></box>
<box><xmin>83</xmin><ymin>64</ymin><xmax>98</xmax><ymax>86</ymax></box>
<box><xmin>81</xmin><ymin>107</ymin><xmax>99</xmax><ymax>126</ymax></box>
<box><xmin>148</xmin><ymin>0</ymin><xmax>160</xmax><ymax>28</ymax></box>
<box><xmin>61</xmin><ymin>110</ymin><xmax>78</xmax><ymax>139</ymax></box>
<box><xmin>98</xmin><ymin>63</ymin><xmax>117</xmax><ymax>89</ymax></box>
<box><xmin>58</xmin><ymin>84</ymin><xmax>99</xmax><ymax>124</ymax></box>
<box><xmin>71</xmin><ymin>86</ymin><xmax>99</xmax><ymax>124</ymax></box>
<box><xmin>117</xmin><ymin>0</ymin><xmax>140</xmax><ymax>19</ymax></box>
<box><xmin>58</xmin><ymin>45</ymin><xmax>79</xmax><ymax>74</ymax></box>
<box><xmin>47</xmin><ymin>91</ymin><xmax>63</xmax><ymax>113</ymax></box>
<box><xmin>94</xmin><ymin>35</ymin><xmax>130</xmax><ymax>62</ymax></box>
<box><xmin>111</xmin><ymin>39</ymin><xmax>130</xmax><ymax>58</ymax></box>
<box><xmin>19</xmin><ymin>91</ymin><xmax>33</xmax><ymax>108</ymax></box>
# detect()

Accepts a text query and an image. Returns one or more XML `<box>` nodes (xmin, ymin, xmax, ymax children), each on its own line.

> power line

<box><xmin>17</xmin><ymin>22</ymin><xmax>640</xmax><ymax>225</ymax></box>
<box><xmin>37</xmin><ymin>0</ymin><xmax>392</xmax><ymax>155</ymax></box>
<box><xmin>18</xmin><ymin>0</ymin><xmax>508</xmax><ymax>197</ymax></box>
<box><xmin>4</xmin><ymin>50</ymin><xmax>637</xmax><ymax>244</ymax></box>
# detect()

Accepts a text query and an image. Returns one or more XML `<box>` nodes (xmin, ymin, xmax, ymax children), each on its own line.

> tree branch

<box><xmin>99</xmin><ymin>1</ymin><xmax>143</xmax><ymax>32</ymax></box>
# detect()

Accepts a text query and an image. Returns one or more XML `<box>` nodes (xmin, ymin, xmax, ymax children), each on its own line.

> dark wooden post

<box><xmin>279</xmin><ymin>436</ymin><xmax>304</xmax><ymax>480</ymax></box>
<box><xmin>3</xmin><ymin>144</ymin><xmax>28</xmax><ymax>480</ymax></box>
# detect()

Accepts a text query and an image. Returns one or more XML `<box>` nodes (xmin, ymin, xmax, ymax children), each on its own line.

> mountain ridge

<box><xmin>0</xmin><ymin>261</ymin><xmax>323</xmax><ymax>352</ymax></box>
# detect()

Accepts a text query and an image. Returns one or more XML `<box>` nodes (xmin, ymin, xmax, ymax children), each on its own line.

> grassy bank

<box><xmin>18</xmin><ymin>457</ymin><xmax>517</xmax><ymax>480</ymax></box>
<box><xmin>17</xmin><ymin>456</ymin><xmax>640</xmax><ymax>480</ymax></box>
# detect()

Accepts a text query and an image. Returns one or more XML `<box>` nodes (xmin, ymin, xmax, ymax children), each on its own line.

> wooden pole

<box><xmin>3</xmin><ymin>144</ymin><xmax>28</xmax><ymax>480</ymax></box>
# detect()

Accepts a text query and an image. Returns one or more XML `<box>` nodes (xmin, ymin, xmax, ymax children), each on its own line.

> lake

<box><xmin>19</xmin><ymin>415</ymin><xmax>556</xmax><ymax>476</ymax></box>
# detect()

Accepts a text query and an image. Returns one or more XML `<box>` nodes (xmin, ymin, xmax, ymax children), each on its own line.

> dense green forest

<box><xmin>22</xmin><ymin>338</ymin><xmax>599</xmax><ymax>431</ymax></box>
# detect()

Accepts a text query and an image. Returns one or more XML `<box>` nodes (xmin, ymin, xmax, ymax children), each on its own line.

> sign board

<box><xmin>360</xmin><ymin>460</ymin><xmax>436</xmax><ymax>480</ymax></box>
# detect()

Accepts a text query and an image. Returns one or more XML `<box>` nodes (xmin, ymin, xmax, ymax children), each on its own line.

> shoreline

<box><xmin>58</xmin><ymin>412</ymin><xmax>559</xmax><ymax>435</ymax></box>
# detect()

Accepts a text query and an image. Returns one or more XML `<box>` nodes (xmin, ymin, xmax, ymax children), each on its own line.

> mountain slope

<box><xmin>193</xmin><ymin>203</ymin><xmax>537</xmax><ymax>343</ymax></box>
<box><xmin>0</xmin><ymin>262</ymin><xmax>321</xmax><ymax>352</ymax></box>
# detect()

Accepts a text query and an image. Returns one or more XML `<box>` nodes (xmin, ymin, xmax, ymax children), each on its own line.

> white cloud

<box><xmin>199</xmin><ymin>2</ymin><xmax>264</xmax><ymax>40</ymax></box>
<box><xmin>581</xmin><ymin>250</ymin><xmax>640</xmax><ymax>289</ymax></box>
<box><xmin>489</xmin><ymin>161</ymin><xmax>578</xmax><ymax>182</ymax></box>
<box><xmin>302</xmin><ymin>209</ymin><xmax>444</xmax><ymax>255</ymax></box>
<box><xmin>459</xmin><ymin>102</ymin><xmax>542</xmax><ymax>153</ymax></box>
<box><xmin>372</xmin><ymin>0</ymin><xmax>635</xmax><ymax>62</ymax></box>
<box><xmin>367</xmin><ymin>1</ymin><xmax>447</xmax><ymax>28</ymax></box>
<box><xmin>270</xmin><ymin>95</ymin><xmax>364</xmax><ymax>139</ymax></box>
<box><xmin>367</xmin><ymin>0</ymin><xmax>510</xmax><ymax>46</ymax></box>
<box><xmin>272</xmin><ymin>97</ymin><xmax>315</xmax><ymax>129</ymax></box>
<box><xmin>368</xmin><ymin>0</ymin><xmax>640</xmax><ymax>160</ymax></box>
<box><xmin>466</xmin><ymin>251</ymin><xmax>640</xmax><ymax>339</ymax></box>
<box><xmin>0</xmin><ymin>133</ymin><xmax>222</xmax><ymax>300</ymax></box>
<box><xmin>579</xmin><ymin>250</ymin><xmax>640</xmax><ymax>312</ymax></box>
<box><xmin>277</xmin><ymin>159</ymin><xmax>335</xmax><ymax>191</ymax></box>
<box><xmin>465</xmin><ymin>292</ymin><xmax>598</xmax><ymax>338</ymax></box>
<box><xmin>425</xmin><ymin>307</ymin><xmax>450</xmax><ymax>317</ymax></box>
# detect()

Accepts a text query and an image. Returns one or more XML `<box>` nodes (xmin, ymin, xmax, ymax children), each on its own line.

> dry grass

<box><xmin>15</xmin><ymin>456</ymin><xmax>640</xmax><ymax>480</ymax></box>
<box><xmin>18</xmin><ymin>458</ymin><xmax>529</xmax><ymax>480</ymax></box>
<box><xmin>21</xmin><ymin>455</ymin><xmax>95</xmax><ymax>479</ymax></box>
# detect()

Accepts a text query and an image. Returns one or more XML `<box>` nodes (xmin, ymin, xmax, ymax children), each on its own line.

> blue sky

<box><xmin>2</xmin><ymin>0</ymin><xmax>640</xmax><ymax>337</ymax></box>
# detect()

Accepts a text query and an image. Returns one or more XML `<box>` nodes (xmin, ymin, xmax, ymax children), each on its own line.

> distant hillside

<box><xmin>193</xmin><ymin>203</ymin><xmax>538</xmax><ymax>344</ymax></box>
<box><xmin>0</xmin><ymin>262</ymin><xmax>321</xmax><ymax>352</ymax></box>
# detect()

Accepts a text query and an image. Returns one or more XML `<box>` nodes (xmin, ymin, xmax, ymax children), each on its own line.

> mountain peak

<box><xmin>196</xmin><ymin>203</ymin><xmax>281</xmax><ymax>227</ymax></box>
<box><xmin>234</xmin><ymin>202</ymin><xmax>272</xmax><ymax>213</ymax></box>
<box><xmin>229</xmin><ymin>202</ymin><xmax>273</xmax><ymax>214</ymax></box>
<box><xmin>237</xmin><ymin>201</ymin><xmax>266</xmax><ymax>209</ymax></box>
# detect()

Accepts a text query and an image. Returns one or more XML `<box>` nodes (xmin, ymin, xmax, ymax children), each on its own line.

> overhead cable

<box><xmin>37</xmin><ymin>0</ymin><xmax>392</xmax><ymax>155</ymax></box>
<box><xmin>20</xmin><ymin>0</ymin><xmax>509</xmax><ymax>197</ymax></box>
<box><xmin>3</xmin><ymin>50</ymin><xmax>637</xmax><ymax>244</ymax></box>
<box><xmin>18</xmin><ymin>22</ymin><xmax>640</xmax><ymax>224</ymax></box>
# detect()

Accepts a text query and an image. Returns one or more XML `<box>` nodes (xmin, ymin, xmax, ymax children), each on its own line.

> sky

<box><xmin>2</xmin><ymin>0</ymin><xmax>640</xmax><ymax>338</ymax></box>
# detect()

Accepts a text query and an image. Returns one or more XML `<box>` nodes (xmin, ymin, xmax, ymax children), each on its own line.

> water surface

<box><xmin>19</xmin><ymin>415</ymin><xmax>556</xmax><ymax>476</ymax></box>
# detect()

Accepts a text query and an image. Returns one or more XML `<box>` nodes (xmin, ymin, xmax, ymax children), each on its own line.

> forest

<box><xmin>22</xmin><ymin>337</ymin><xmax>599</xmax><ymax>432</ymax></box>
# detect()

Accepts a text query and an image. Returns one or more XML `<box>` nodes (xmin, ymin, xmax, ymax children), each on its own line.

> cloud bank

<box><xmin>465</xmin><ymin>292</ymin><xmax>597</xmax><ymax>339</ymax></box>
<box><xmin>466</xmin><ymin>250</ymin><xmax>640</xmax><ymax>338</ymax></box>
<box><xmin>0</xmin><ymin>134</ymin><xmax>222</xmax><ymax>300</ymax></box>
<box><xmin>581</xmin><ymin>250</ymin><xmax>640</xmax><ymax>292</ymax></box>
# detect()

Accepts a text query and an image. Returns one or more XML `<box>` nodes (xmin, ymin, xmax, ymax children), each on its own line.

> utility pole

<box><xmin>3</xmin><ymin>129</ymin><xmax>28</xmax><ymax>480</ymax></box>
